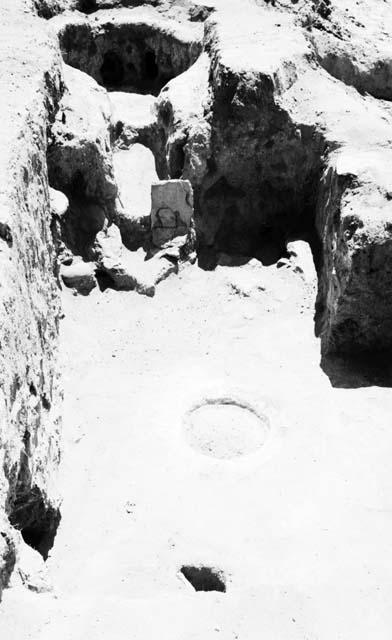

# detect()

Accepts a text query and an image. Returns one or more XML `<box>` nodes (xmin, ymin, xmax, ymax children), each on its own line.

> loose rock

<box><xmin>61</xmin><ymin>260</ymin><xmax>97</xmax><ymax>294</ymax></box>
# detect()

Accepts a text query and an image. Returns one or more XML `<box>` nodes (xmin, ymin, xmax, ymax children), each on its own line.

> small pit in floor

<box><xmin>180</xmin><ymin>566</ymin><xmax>226</xmax><ymax>592</ymax></box>
<box><xmin>184</xmin><ymin>398</ymin><xmax>269</xmax><ymax>460</ymax></box>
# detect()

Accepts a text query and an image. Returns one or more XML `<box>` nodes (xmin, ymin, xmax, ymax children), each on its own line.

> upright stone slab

<box><xmin>151</xmin><ymin>179</ymin><xmax>194</xmax><ymax>248</ymax></box>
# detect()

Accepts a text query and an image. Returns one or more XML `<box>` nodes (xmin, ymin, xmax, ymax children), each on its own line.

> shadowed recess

<box><xmin>6</xmin><ymin>440</ymin><xmax>61</xmax><ymax>561</ymax></box>
<box><xmin>57</xmin><ymin>18</ymin><xmax>202</xmax><ymax>96</ymax></box>
<box><xmin>101</xmin><ymin>50</ymin><xmax>125</xmax><ymax>87</ymax></box>
<box><xmin>180</xmin><ymin>565</ymin><xmax>226</xmax><ymax>592</ymax></box>
<box><xmin>320</xmin><ymin>351</ymin><xmax>392</xmax><ymax>389</ymax></box>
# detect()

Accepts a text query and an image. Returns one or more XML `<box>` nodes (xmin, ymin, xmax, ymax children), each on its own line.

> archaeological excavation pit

<box><xmin>56</xmin><ymin>12</ymin><xmax>202</xmax><ymax>95</ymax></box>
<box><xmin>184</xmin><ymin>399</ymin><xmax>270</xmax><ymax>460</ymax></box>
<box><xmin>4</xmin><ymin>0</ymin><xmax>392</xmax><ymax>636</ymax></box>
<box><xmin>180</xmin><ymin>566</ymin><xmax>227</xmax><ymax>593</ymax></box>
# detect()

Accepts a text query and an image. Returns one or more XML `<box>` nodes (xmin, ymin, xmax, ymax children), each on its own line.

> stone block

<box><xmin>151</xmin><ymin>179</ymin><xmax>193</xmax><ymax>248</ymax></box>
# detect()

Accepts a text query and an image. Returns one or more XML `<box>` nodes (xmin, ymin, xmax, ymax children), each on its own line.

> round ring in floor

<box><xmin>184</xmin><ymin>398</ymin><xmax>270</xmax><ymax>460</ymax></box>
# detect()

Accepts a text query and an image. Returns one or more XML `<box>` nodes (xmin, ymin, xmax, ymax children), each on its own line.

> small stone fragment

<box><xmin>17</xmin><ymin>543</ymin><xmax>52</xmax><ymax>594</ymax></box>
<box><xmin>49</xmin><ymin>187</ymin><xmax>69</xmax><ymax>218</ymax></box>
<box><xmin>286</xmin><ymin>240</ymin><xmax>316</xmax><ymax>284</ymax></box>
<box><xmin>61</xmin><ymin>260</ymin><xmax>97</xmax><ymax>295</ymax></box>
<box><xmin>94</xmin><ymin>225</ymin><xmax>176</xmax><ymax>296</ymax></box>
<box><xmin>94</xmin><ymin>224</ymin><xmax>138</xmax><ymax>291</ymax></box>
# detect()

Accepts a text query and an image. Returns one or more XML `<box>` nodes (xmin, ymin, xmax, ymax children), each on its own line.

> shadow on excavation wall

<box><xmin>321</xmin><ymin>351</ymin><xmax>392</xmax><ymax>389</ymax></box>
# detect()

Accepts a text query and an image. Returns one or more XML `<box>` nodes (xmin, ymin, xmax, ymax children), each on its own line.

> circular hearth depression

<box><xmin>184</xmin><ymin>398</ymin><xmax>270</xmax><ymax>460</ymax></box>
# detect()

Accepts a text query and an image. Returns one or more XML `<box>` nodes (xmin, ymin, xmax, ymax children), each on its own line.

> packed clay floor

<box><xmin>2</xmin><ymin>248</ymin><xmax>392</xmax><ymax>638</ymax></box>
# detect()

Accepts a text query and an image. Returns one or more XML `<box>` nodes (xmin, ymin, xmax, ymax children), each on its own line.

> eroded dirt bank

<box><xmin>0</xmin><ymin>0</ymin><xmax>64</xmax><ymax>595</ymax></box>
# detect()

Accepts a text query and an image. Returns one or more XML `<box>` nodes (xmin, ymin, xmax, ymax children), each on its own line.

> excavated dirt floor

<box><xmin>2</xmin><ymin>256</ymin><xmax>392</xmax><ymax>638</ymax></box>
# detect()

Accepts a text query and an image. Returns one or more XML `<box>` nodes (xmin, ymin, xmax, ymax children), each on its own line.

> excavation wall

<box><xmin>198</xmin><ymin>17</ymin><xmax>325</xmax><ymax>264</ymax></box>
<box><xmin>0</xmin><ymin>2</ymin><xmax>63</xmax><ymax>596</ymax></box>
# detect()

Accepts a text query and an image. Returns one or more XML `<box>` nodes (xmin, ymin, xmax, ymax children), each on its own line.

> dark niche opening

<box><xmin>61</xmin><ymin>196</ymin><xmax>106</xmax><ymax>259</ymax></box>
<box><xmin>46</xmin><ymin>162</ymin><xmax>108</xmax><ymax>260</ymax></box>
<box><xmin>101</xmin><ymin>50</ymin><xmax>125</xmax><ymax>87</ymax></box>
<box><xmin>95</xmin><ymin>269</ymin><xmax>114</xmax><ymax>292</ymax></box>
<box><xmin>181</xmin><ymin>565</ymin><xmax>226</xmax><ymax>592</ymax></box>
<box><xmin>18</xmin><ymin>499</ymin><xmax>60</xmax><ymax>561</ymax></box>
<box><xmin>144</xmin><ymin>49</ymin><xmax>159</xmax><ymax>80</ymax></box>
<box><xmin>8</xmin><ymin>488</ymin><xmax>61</xmax><ymax>560</ymax></box>
<box><xmin>29</xmin><ymin>382</ymin><xmax>37</xmax><ymax>397</ymax></box>
<box><xmin>78</xmin><ymin>0</ymin><xmax>97</xmax><ymax>13</ymax></box>
<box><xmin>41</xmin><ymin>394</ymin><xmax>51</xmax><ymax>411</ymax></box>
<box><xmin>7</xmin><ymin>444</ymin><xmax>61</xmax><ymax>561</ymax></box>
<box><xmin>169</xmin><ymin>142</ymin><xmax>186</xmax><ymax>179</ymax></box>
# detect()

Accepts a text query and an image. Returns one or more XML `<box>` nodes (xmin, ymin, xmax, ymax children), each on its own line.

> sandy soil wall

<box><xmin>0</xmin><ymin>0</ymin><xmax>64</xmax><ymax>596</ymax></box>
